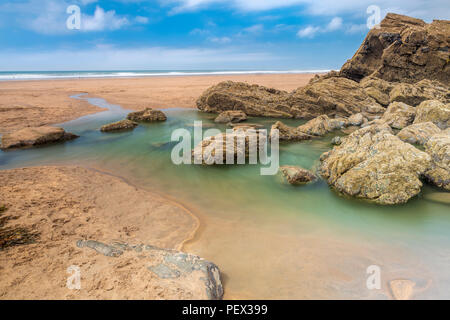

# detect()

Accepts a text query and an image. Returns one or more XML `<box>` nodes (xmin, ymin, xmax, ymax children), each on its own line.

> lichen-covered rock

<box><xmin>413</xmin><ymin>100</ymin><xmax>450</xmax><ymax>129</ymax></box>
<box><xmin>127</xmin><ymin>108</ymin><xmax>167</xmax><ymax>122</ymax></box>
<box><xmin>331</xmin><ymin>136</ymin><xmax>343</xmax><ymax>146</ymax></box>
<box><xmin>424</xmin><ymin>131</ymin><xmax>450</xmax><ymax>190</ymax></box>
<box><xmin>319</xmin><ymin>122</ymin><xmax>431</xmax><ymax>204</ymax></box>
<box><xmin>76</xmin><ymin>240</ymin><xmax>223</xmax><ymax>300</ymax></box>
<box><xmin>340</xmin><ymin>13</ymin><xmax>450</xmax><ymax>85</ymax></box>
<box><xmin>1</xmin><ymin>126</ymin><xmax>78</xmax><ymax>150</ymax></box>
<box><xmin>297</xmin><ymin>115</ymin><xmax>348</xmax><ymax>136</ymax></box>
<box><xmin>382</xmin><ymin>102</ymin><xmax>416</xmax><ymax>129</ymax></box>
<box><xmin>100</xmin><ymin>119</ymin><xmax>138</xmax><ymax>132</ymax></box>
<box><xmin>397</xmin><ymin>122</ymin><xmax>441</xmax><ymax>145</ymax></box>
<box><xmin>270</xmin><ymin>121</ymin><xmax>312</xmax><ymax>142</ymax></box>
<box><xmin>214</xmin><ymin>110</ymin><xmax>247</xmax><ymax>123</ymax></box>
<box><xmin>348</xmin><ymin>113</ymin><xmax>367</xmax><ymax>126</ymax></box>
<box><xmin>280</xmin><ymin>166</ymin><xmax>317</xmax><ymax>185</ymax></box>
<box><xmin>389</xmin><ymin>80</ymin><xmax>449</xmax><ymax>106</ymax></box>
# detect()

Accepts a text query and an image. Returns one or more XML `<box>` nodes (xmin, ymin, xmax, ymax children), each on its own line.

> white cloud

<box><xmin>82</xmin><ymin>6</ymin><xmax>129</xmax><ymax>31</ymax></box>
<box><xmin>297</xmin><ymin>25</ymin><xmax>320</xmax><ymax>38</ymax></box>
<box><xmin>243</xmin><ymin>24</ymin><xmax>264</xmax><ymax>33</ymax></box>
<box><xmin>135</xmin><ymin>16</ymin><xmax>150</xmax><ymax>24</ymax></box>
<box><xmin>208</xmin><ymin>36</ymin><xmax>231</xmax><ymax>44</ymax></box>
<box><xmin>326</xmin><ymin>17</ymin><xmax>342</xmax><ymax>31</ymax></box>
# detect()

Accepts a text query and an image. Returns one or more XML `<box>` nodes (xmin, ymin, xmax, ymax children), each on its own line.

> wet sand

<box><xmin>0</xmin><ymin>73</ymin><xmax>316</xmax><ymax>134</ymax></box>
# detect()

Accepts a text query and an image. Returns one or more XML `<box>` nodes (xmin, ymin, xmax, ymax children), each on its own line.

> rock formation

<box><xmin>271</xmin><ymin>121</ymin><xmax>312</xmax><ymax>142</ymax></box>
<box><xmin>127</xmin><ymin>108</ymin><xmax>167</xmax><ymax>122</ymax></box>
<box><xmin>413</xmin><ymin>100</ymin><xmax>450</xmax><ymax>129</ymax></box>
<box><xmin>280</xmin><ymin>166</ymin><xmax>317</xmax><ymax>185</ymax></box>
<box><xmin>381</xmin><ymin>102</ymin><xmax>416</xmax><ymax>129</ymax></box>
<box><xmin>340</xmin><ymin>13</ymin><xmax>450</xmax><ymax>85</ymax></box>
<box><xmin>1</xmin><ymin>126</ymin><xmax>78</xmax><ymax>150</ymax></box>
<box><xmin>389</xmin><ymin>80</ymin><xmax>449</xmax><ymax>106</ymax></box>
<box><xmin>100</xmin><ymin>119</ymin><xmax>138</xmax><ymax>132</ymax></box>
<box><xmin>424</xmin><ymin>130</ymin><xmax>450</xmax><ymax>190</ymax></box>
<box><xmin>397</xmin><ymin>122</ymin><xmax>441</xmax><ymax>145</ymax></box>
<box><xmin>214</xmin><ymin>110</ymin><xmax>247</xmax><ymax>123</ymax></box>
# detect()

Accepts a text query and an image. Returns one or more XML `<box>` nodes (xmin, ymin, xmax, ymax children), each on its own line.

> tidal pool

<box><xmin>1</xmin><ymin>95</ymin><xmax>449</xmax><ymax>299</ymax></box>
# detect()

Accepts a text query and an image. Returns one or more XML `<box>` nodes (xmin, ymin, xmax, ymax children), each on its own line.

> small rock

<box><xmin>331</xmin><ymin>136</ymin><xmax>342</xmax><ymax>145</ymax></box>
<box><xmin>100</xmin><ymin>119</ymin><xmax>138</xmax><ymax>132</ymax></box>
<box><xmin>214</xmin><ymin>110</ymin><xmax>247</xmax><ymax>123</ymax></box>
<box><xmin>348</xmin><ymin>113</ymin><xmax>366</xmax><ymax>126</ymax></box>
<box><xmin>271</xmin><ymin>121</ymin><xmax>312</xmax><ymax>142</ymax></box>
<box><xmin>127</xmin><ymin>108</ymin><xmax>167</xmax><ymax>122</ymax></box>
<box><xmin>280</xmin><ymin>166</ymin><xmax>317</xmax><ymax>185</ymax></box>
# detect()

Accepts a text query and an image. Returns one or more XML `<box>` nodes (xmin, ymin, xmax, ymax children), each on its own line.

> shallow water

<box><xmin>1</xmin><ymin>95</ymin><xmax>449</xmax><ymax>299</ymax></box>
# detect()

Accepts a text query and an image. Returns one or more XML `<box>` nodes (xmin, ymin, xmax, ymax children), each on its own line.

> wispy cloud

<box><xmin>297</xmin><ymin>16</ymin><xmax>343</xmax><ymax>38</ymax></box>
<box><xmin>82</xmin><ymin>6</ymin><xmax>129</xmax><ymax>31</ymax></box>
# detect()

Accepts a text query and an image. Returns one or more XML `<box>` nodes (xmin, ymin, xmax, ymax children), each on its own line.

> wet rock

<box><xmin>271</xmin><ymin>121</ymin><xmax>312</xmax><ymax>142</ymax></box>
<box><xmin>319</xmin><ymin>122</ymin><xmax>431</xmax><ymax>204</ymax></box>
<box><xmin>424</xmin><ymin>131</ymin><xmax>450</xmax><ymax>190</ymax></box>
<box><xmin>397</xmin><ymin>122</ymin><xmax>441</xmax><ymax>145</ymax></box>
<box><xmin>381</xmin><ymin>102</ymin><xmax>416</xmax><ymax>129</ymax></box>
<box><xmin>340</xmin><ymin>13</ymin><xmax>450</xmax><ymax>85</ymax></box>
<box><xmin>413</xmin><ymin>100</ymin><xmax>450</xmax><ymax>129</ymax></box>
<box><xmin>389</xmin><ymin>80</ymin><xmax>449</xmax><ymax>106</ymax></box>
<box><xmin>100</xmin><ymin>119</ymin><xmax>138</xmax><ymax>132</ymax></box>
<box><xmin>127</xmin><ymin>108</ymin><xmax>167</xmax><ymax>122</ymax></box>
<box><xmin>389</xmin><ymin>279</ymin><xmax>416</xmax><ymax>300</ymax></box>
<box><xmin>280</xmin><ymin>166</ymin><xmax>317</xmax><ymax>185</ymax></box>
<box><xmin>214</xmin><ymin>110</ymin><xmax>247</xmax><ymax>123</ymax></box>
<box><xmin>76</xmin><ymin>240</ymin><xmax>224</xmax><ymax>300</ymax></box>
<box><xmin>0</xmin><ymin>126</ymin><xmax>79</xmax><ymax>150</ymax></box>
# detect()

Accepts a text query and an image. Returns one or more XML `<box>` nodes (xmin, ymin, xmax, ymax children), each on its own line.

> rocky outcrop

<box><xmin>127</xmin><ymin>108</ymin><xmax>167</xmax><ymax>122</ymax></box>
<box><xmin>280</xmin><ymin>166</ymin><xmax>317</xmax><ymax>185</ymax></box>
<box><xmin>424</xmin><ymin>131</ymin><xmax>450</xmax><ymax>190</ymax></box>
<box><xmin>1</xmin><ymin>126</ymin><xmax>78</xmax><ymax>150</ymax></box>
<box><xmin>214</xmin><ymin>110</ymin><xmax>247</xmax><ymax>123</ymax></box>
<box><xmin>397</xmin><ymin>122</ymin><xmax>441</xmax><ymax>145</ymax></box>
<box><xmin>271</xmin><ymin>121</ymin><xmax>312</xmax><ymax>142</ymax></box>
<box><xmin>360</xmin><ymin>77</ymin><xmax>393</xmax><ymax>106</ymax></box>
<box><xmin>381</xmin><ymin>102</ymin><xmax>416</xmax><ymax>129</ymax></box>
<box><xmin>100</xmin><ymin>119</ymin><xmax>138</xmax><ymax>132</ymax></box>
<box><xmin>297</xmin><ymin>115</ymin><xmax>348</xmax><ymax>136</ymax></box>
<box><xmin>340</xmin><ymin>13</ymin><xmax>450</xmax><ymax>85</ymax></box>
<box><xmin>77</xmin><ymin>240</ymin><xmax>223</xmax><ymax>300</ymax></box>
<box><xmin>319</xmin><ymin>122</ymin><xmax>431</xmax><ymax>204</ymax></box>
<box><xmin>389</xmin><ymin>80</ymin><xmax>449</xmax><ymax>106</ymax></box>
<box><xmin>413</xmin><ymin>100</ymin><xmax>450</xmax><ymax>129</ymax></box>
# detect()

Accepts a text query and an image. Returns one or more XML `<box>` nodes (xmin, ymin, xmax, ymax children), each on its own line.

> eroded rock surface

<box><xmin>319</xmin><ymin>122</ymin><xmax>431</xmax><ymax>204</ymax></box>
<box><xmin>389</xmin><ymin>81</ymin><xmax>449</xmax><ymax>106</ymax></box>
<box><xmin>127</xmin><ymin>108</ymin><xmax>167</xmax><ymax>122</ymax></box>
<box><xmin>280</xmin><ymin>166</ymin><xmax>317</xmax><ymax>185</ymax></box>
<box><xmin>271</xmin><ymin>121</ymin><xmax>312</xmax><ymax>142</ymax></box>
<box><xmin>413</xmin><ymin>100</ymin><xmax>450</xmax><ymax>129</ymax></box>
<box><xmin>381</xmin><ymin>102</ymin><xmax>416</xmax><ymax>129</ymax></box>
<box><xmin>397</xmin><ymin>122</ymin><xmax>441</xmax><ymax>145</ymax></box>
<box><xmin>100</xmin><ymin>119</ymin><xmax>138</xmax><ymax>132</ymax></box>
<box><xmin>214</xmin><ymin>110</ymin><xmax>247</xmax><ymax>123</ymax></box>
<box><xmin>1</xmin><ymin>126</ymin><xmax>78</xmax><ymax>150</ymax></box>
<box><xmin>424</xmin><ymin>131</ymin><xmax>450</xmax><ymax>190</ymax></box>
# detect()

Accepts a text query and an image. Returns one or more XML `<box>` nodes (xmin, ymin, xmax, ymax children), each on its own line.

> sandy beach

<box><xmin>0</xmin><ymin>73</ymin><xmax>316</xmax><ymax>134</ymax></box>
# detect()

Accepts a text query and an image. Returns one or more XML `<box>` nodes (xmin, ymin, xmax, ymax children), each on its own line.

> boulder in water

<box><xmin>127</xmin><ymin>108</ymin><xmax>167</xmax><ymax>122</ymax></box>
<box><xmin>1</xmin><ymin>126</ymin><xmax>78</xmax><ymax>150</ymax></box>
<box><xmin>100</xmin><ymin>119</ymin><xmax>138</xmax><ymax>132</ymax></box>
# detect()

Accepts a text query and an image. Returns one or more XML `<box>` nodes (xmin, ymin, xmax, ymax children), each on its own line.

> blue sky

<box><xmin>0</xmin><ymin>0</ymin><xmax>448</xmax><ymax>71</ymax></box>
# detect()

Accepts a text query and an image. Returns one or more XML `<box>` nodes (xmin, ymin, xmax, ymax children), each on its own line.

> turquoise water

<box><xmin>1</xmin><ymin>95</ymin><xmax>449</xmax><ymax>299</ymax></box>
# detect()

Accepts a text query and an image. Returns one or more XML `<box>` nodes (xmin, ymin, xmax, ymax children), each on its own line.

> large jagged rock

<box><xmin>424</xmin><ymin>131</ymin><xmax>450</xmax><ymax>190</ymax></box>
<box><xmin>381</xmin><ymin>102</ymin><xmax>416</xmax><ymax>129</ymax></box>
<box><xmin>280</xmin><ymin>166</ymin><xmax>317</xmax><ymax>185</ymax></box>
<box><xmin>76</xmin><ymin>240</ymin><xmax>223</xmax><ymax>300</ymax></box>
<box><xmin>0</xmin><ymin>126</ymin><xmax>78</xmax><ymax>150</ymax></box>
<box><xmin>100</xmin><ymin>119</ymin><xmax>138</xmax><ymax>132</ymax></box>
<box><xmin>389</xmin><ymin>80</ymin><xmax>449</xmax><ymax>106</ymax></box>
<box><xmin>397</xmin><ymin>122</ymin><xmax>442</xmax><ymax>145</ymax></box>
<box><xmin>214</xmin><ymin>110</ymin><xmax>247</xmax><ymax>123</ymax></box>
<box><xmin>127</xmin><ymin>108</ymin><xmax>167</xmax><ymax>122</ymax></box>
<box><xmin>271</xmin><ymin>121</ymin><xmax>312</xmax><ymax>142</ymax></box>
<box><xmin>319</xmin><ymin>122</ymin><xmax>431</xmax><ymax>204</ymax></box>
<box><xmin>340</xmin><ymin>13</ymin><xmax>450</xmax><ymax>85</ymax></box>
<box><xmin>413</xmin><ymin>100</ymin><xmax>450</xmax><ymax>129</ymax></box>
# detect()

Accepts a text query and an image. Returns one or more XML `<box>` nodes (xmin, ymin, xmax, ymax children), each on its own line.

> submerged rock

<box><xmin>0</xmin><ymin>126</ymin><xmax>78</xmax><ymax>150</ymax></box>
<box><xmin>127</xmin><ymin>108</ymin><xmax>167</xmax><ymax>122</ymax></box>
<box><xmin>413</xmin><ymin>100</ymin><xmax>450</xmax><ymax>129</ymax></box>
<box><xmin>76</xmin><ymin>240</ymin><xmax>223</xmax><ymax>300</ymax></box>
<box><xmin>100</xmin><ymin>119</ymin><xmax>138</xmax><ymax>132</ymax></box>
<box><xmin>214</xmin><ymin>110</ymin><xmax>247</xmax><ymax>123</ymax></box>
<box><xmin>280</xmin><ymin>166</ymin><xmax>317</xmax><ymax>185</ymax></box>
<box><xmin>381</xmin><ymin>102</ymin><xmax>416</xmax><ymax>129</ymax></box>
<box><xmin>319</xmin><ymin>122</ymin><xmax>431</xmax><ymax>204</ymax></box>
<box><xmin>397</xmin><ymin>122</ymin><xmax>441</xmax><ymax>145</ymax></box>
<box><xmin>424</xmin><ymin>131</ymin><xmax>450</xmax><ymax>190</ymax></box>
<box><xmin>339</xmin><ymin>13</ymin><xmax>450</xmax><ymax>85</ymax></box>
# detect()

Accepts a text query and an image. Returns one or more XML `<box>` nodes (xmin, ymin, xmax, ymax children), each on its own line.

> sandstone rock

<box><xmin>382</xmin><ymin>102</ymin><xmax>416</xmax><ymax>129</ymax></box>
<box><xmin>192</xmin><ymin>127</ymin><xmax>267</xmax><ymax>165</ymax></box>
<box><xmin>77</xmin><ymin>240</ymin><xmax>223</xmax><ymax>300</ymax></box>
<box><xmin>280</xmin><ymin>166</ymin><xmax>317</xmax><ymax>185</ymax></box>
<box><xmin>214</xmin><ymin>110</ymin><xmax>247</xmax><ymax>123</ymax></box>
<box><xmin>271</xmin><ymin>121</ymin><xmax>312</xmax><ymax>142</ymax></box>
<box><xmin>424</xmin><ymin>131</ymin><xmax>450</xmax><ymax>190</ymax></box>
<box><xmin>360</xmin><ymin>77</ymin><xmax>393</xmax><ymax>106</ymax></box>
<box><xmin>413</xmin><ymin>100</ymin><xmax>450</xmax><ymax>129</ymax></box>
<box><xmin>297</xmin><ymin>115</ymin><xmax>348</xmax><ymax>136</ymax></box>
<box><xmin>340</xmin><ymin>13</ymin><xmax>450</xmax><ymax>85</ymax></box>
<box><xmin>1</xmin><ymin>126</ymin><xmax>79</xmax><ymax>150</ymax></box>
<box><xmin>319</xmin><ymin>122</ymin><xmax>431</xmax><ymax>204</ymax></box>
<box><xmin>389</xmin><ymin>80</ymin><xmax>449</xmax><ymax>106</ymax></box>
<box><xmin>348</xmin><ymin>113</ymin><xmax>366</xmax><ymax>126</ymax></box>
<box><xmin>397</xmin><ymin>122</ymin><xmax>441</xmax><ymax>145</ymax></box>
<box><xmin>100</xmin><ymin>119</ymin><xmax>138</xmax><ymax>132</ymax></box>
<box><xmin>227</xmin><ymin>122</ymin><xmax>264</xmax><ymax>129</ymax></box>
<box><xmin>127</xmin><ymin>108</ymin><xmax>167</xmax><ymax>122</ymax></box>
<box><xmin>389</xmin><ymin>279</ymin><xmax>416</xmax><ymax>300</ymax></box>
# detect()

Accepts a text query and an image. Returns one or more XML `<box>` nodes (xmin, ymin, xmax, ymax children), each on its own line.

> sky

<box><xmin>0</xmin><ymin>0</ymin><xmax>448</xmax><ymax>71</ymax></box>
